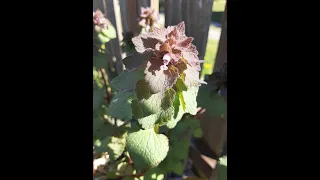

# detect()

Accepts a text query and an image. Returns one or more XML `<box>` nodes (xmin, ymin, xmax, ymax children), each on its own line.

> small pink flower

<box><xmin>162</xmin><ymin>53</ymin><xmax>171</xmax><ymax>66</ymax></box>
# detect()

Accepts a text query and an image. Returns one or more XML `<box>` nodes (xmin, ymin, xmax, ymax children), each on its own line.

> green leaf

<box><xmin>216</xmin><ymin>156</ymin><xmax>227</xmax><ymax>180</ymax></box>
<box><xmin>160</xmin><ymin>115</ymin><xmax>202</xmax><ymax>174</ymax></box>
<box><xmin>192</xmin><ymin>128</ymin><xmax>203</xmax><ymax>138</ymax></box>
<box><xmin>138</xmin><ymin>114</ymin><xmax>159</xmax><ymax>129</ymax></box>
<box><xmin>173</xmin><ymin>92</ymin><xmax>181</xmax><ymax>119</ymax></box>
<box><xmin>219</xmin><ymin>156</ymin><xmax>227</xmax><ymax>166</ymax></box>
<box><xmin>181</xmin><ymin>86</ymin><xmax>199</xmax><ymax>115</ymax></box>
<box><xmin>143</xmin><ymin>167</ymin><xmax>165</xmax><ymax>180</ymax></box>
<box><xmin>116</xmin><ymin>161</ymin><xmax>134</xmax><ymax>176</ymax></box>
<box><xmin>94</xmin><ymin>134</ymin><xmax>126</xmax><ymax>161</ymax></box>
<box><xmin>101</xmin><ymin>25</ymin><xmax>117</xmax><ymax>39</ymax></box>
<box><xmin>139</xmin><ymin>89</ymin><xmax>175</xmax><ymax>116</ymax></box>
<box><xmin>107</xmin><ymin>91</ymin><xmax>136</xmax><ymax>120</ymax></box>
<box><xmin>197</xmin><ymin>86</ymin><xmax>227</xmax><ymax>117</ymax></box>
<box><xmin>93</xmin><ymin>86</ymin><xmax>105</xmax><ymax>111</ymax></box>
<box><xmin>159</xmin><ymin>140</ymin><xmax>189</xmax><ymax>174</ymax></box>
<box><xmin>110</xmin><ymin>68</ymin><xmax>145</xmax><ymax>92</ymax></box>
<box><xmin>136</xmin><ymin>80</ymin><xmax>151</xmax><ymax>100</ymax></box>
<box><xmin>98</xmin><ymin>33</ymin><xmax>111</xmax><ymax>44</ymax></box>
<box><xmin>209</xmin><ymin>92</ymin><xmax>227</xmax><ymax>116</ymax></box>
<box><xmin>161</xmin><ymin>88</ymin><xmax>176</xmax><ymax>109</ymax></box>
<box><xmin>93</xmin><ymin>56</ymin><xmax>108</xmax><ymax>70</ymax></box>
<box><xmin>131</xmin><ymin>99</ymin><xmax>143</xmax><ymax>119</ymax></box>
<box><xmin>126</xmin><ymin>129</ymin><xmax>169</xmax><ymax>170</ymax></box>
<box><xmin>93</xmin><ymin>68</ymin><xmax>103</xmax><ymax>88</ymax></box>
<box><xmin>138</xmin><ymin>89</ymin><xmax>175</xmax><ymax>128</ymax></box>
<box><xmin>93</xmin><ymin>116</ymin><xmax>118</xmax><ymax>141</ymax></box>
<box><xmin>175</xmin><ymin>77</ymin><xmax>187</xmax><ymax>92</ymax></box>
<box><xmin>179</xmin><ymin>91</ymin><xmax>186</xmax><ymax>111</ymax></box>
<box><xmin>166</xmin><ymin>93</ymin><xmax>184</xmax><ymax>129</ymax></box>
<box><xmin>166</xmin><ymin>87</ymin><xmax>199</xmax><ymax>129</ymax></box>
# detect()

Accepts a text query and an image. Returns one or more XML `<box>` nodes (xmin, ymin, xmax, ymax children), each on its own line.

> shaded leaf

<box><xmin>131</xmin><ymin>99</ymin><xmax>143</xmax><ymax>119</ymax></box>
<box><xmin>126</xmin><ymin>129</ymin><xmax>169</xmax><ymax>170</ymax></box>
<box><xmin>139</xmin><ymin>89</ymin><xmax>175</xmax><ymax>116</ymax></box>
<box><xmin>216</xmin><ymin>156</ymin><xmax>227</xmax><ymax>180</ymax></box>
<box><xmin>136</xmin><ymin>80</ymin><xmax>151</xmax><ymax>100</ymax></box>
<box><xmin>197</xmin><ymin>87</ymin><xmax>227</xmax><ymax>117</ymax></box>
<box><xmin>192</xmin><ymin>128</ymin><xmax>203</xmax><ymax>138</ymax></box>
<box><xmin>132</xmin><ymin>33</ymin><xmax>163</xmax><ymax>53</ymax></box>
<box><xmin>93</xmin><ymin>86</ymin><xmax>105</xmax><ymax>111</ymax></box>
<box><xmin>93</xmin><ymin>56</ymin><xmax>108</xmax><ymax>70</ymax></box>
<box><xmin>160</xmin><ymin>116</ymin><xmax>202</xmax><ymax>174</ymax></box>
<box><xmin>107</xmin><ymin>91</ymin><xmax>136</xmax><ymax>120</ymax></box>
<box><xmin>138</xmin><ymin>89</ymin><xmax>175</xmax><ymax>128</ymax></box>
<box><xmin>110</xmin><ymin>68</ymin><xmax>145</xmax><ymax>92</ymax></box>
<box><xmin>122</xmin><ymin>52</ymin><xmax>151</xmax><ymax>72</ymax></box>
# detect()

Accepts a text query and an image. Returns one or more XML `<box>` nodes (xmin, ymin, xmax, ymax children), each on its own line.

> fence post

<box><xmin>164</xmin><ymin>0</ymin><xmax>183</xmax><ymax>27</ymax></box>
<box><xmin>119</xmin><ymin>0</ymin><xmax>138</xmax><ymax>35</ymax></box>
<box><xmin>104</xmin><ymin>0</ymin><xmax>124</xmax><ymax>75</ymax></box>
<box><xmin>213</xmin><ymin>4</ymin><xmax>227</xmax><ymax>72</ymax></box>
<box><xmin>209</xmin><ymin>5</ymin><xmax>227</xmax><ymax>180</ymax></box>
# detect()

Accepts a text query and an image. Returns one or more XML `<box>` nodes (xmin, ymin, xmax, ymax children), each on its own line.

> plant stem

<box><xmin>154</xmin><ymin>124</ymin><xmax>159</xmax><ymax>133</ymax></box>
<box><xmin>100</xmin><ymin>68</ymin><xmax>112</xmax><ymax>104</ymax></box>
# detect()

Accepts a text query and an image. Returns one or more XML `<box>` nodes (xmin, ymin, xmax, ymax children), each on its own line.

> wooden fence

<box><xmin>93</xmin><ymin>0</ymin><xmax>227</xmax><ymax>179</ymax></box>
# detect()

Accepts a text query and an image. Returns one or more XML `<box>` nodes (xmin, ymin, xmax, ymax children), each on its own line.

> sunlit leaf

<box><xmin>94</xmin><ymin>134</ymin><xmax>126</xmax><ymax>161</ymax></box>
<box><xmin>101</xmin><ymin>25</ymin><xmax>117</xmax><ymax>39</ymax></box>
<box><xmin>126</xmin><ymin>129</ymin><xmax>169</xmax><ymax>170</ymax></box>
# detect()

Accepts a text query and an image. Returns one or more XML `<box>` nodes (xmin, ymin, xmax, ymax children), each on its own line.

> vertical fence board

<box><xmin>213</xmin><ymin>4</ymin><xmax>227</xmax><ymax>72</ymax></box>
<box><xmin>164</xmin><ymin>0</ymin><xmax>183</xmax><ymax>27</ymax></box>
<box><xmin>105</xmin><ymin>0</ymin><xmax>124</xmax><ymax>74</ymax></box>
<box><xmin>121</xmin><ymin>0</ymin><xmax>140</xmax><ymax>34</ymax></box>
<box><xmin>209</xmin><ymin>5</ymin><xmax>227</xmax><ymax>180</ymax></box>
<box><xmin>119</xmin><ymin>0</ymin><xmax>129</xmax><ymax>33</ymax></box>
<box><xmin>182</xmin><ymin>0</ymin><xmax>213</xmax><ymax>60</ymax></box>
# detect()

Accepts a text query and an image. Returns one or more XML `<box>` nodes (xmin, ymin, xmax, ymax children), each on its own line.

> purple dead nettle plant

<box><xmin>138</xmin><ymin>7</ymin><xmax>158</xmax><ymax>32</ymax></box>
<box><xmin>124</xmin><ymin>21</ymin><xmax>206</xmax><ymax>94</ymax></box>
<box><xmin>104</xmin><ymin>22</ymin><xmax>206</xmax><ymax>174</ymax></box>
<box><xmin>93</xmin><ymin>9</ymin><xmax>112</xmax><ymax>33</ymax></box>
